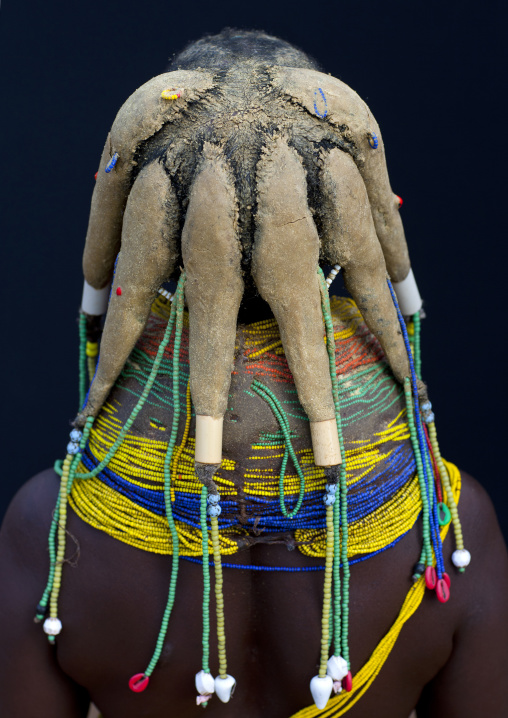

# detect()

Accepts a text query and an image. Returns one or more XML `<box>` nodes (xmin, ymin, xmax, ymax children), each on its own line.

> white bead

<box><xmin>69</xmin><ymin>429</ymin><xmax>82</xmax><ymax>443</ymax></box>
<box><xmin>452</xmin><ymin>549</ymin><xmax>471</xmax><ymax>568</ymax></box>
<box><xmin>214</xmin><ymin>675</ymin><xmax>236</xmax><ymax>703</ymax></box>
<box><xmin>67</xmin><ymin>441</ymin><xmax>80</xmax><ymax>455</ymax></box>
<box><xmin>207</xmin><ymin>504</ymin><xmax>221</xmax><ymax>517</ymax></box>
<box><xmin>43</xmin><ymin>617</ymin><xmax>62</xmax><ymax>635</ymax></box>
<box><xmin>195</xmin><ymin>670</ymin><xmax>215</xmax><ymax>695</ymax></box>
<box><xmin>326</xmin><ymin>654</ymin><xmax>348</xmax><ymax>681</ymax></box>
<box><xmin>310</xmin><ymin>675</ymin><xmax>333</xmax><ymax>710</ymax></box>
<box><xmin>332</xmin><ymin>680</ymin><xmax>342</xmax><ymax>694</ymax></box>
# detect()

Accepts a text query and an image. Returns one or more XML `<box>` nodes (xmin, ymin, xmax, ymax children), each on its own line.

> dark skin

<box><xmin>0</xmin><ymin>466</ymin><xmax>507</xmax><ymax>718</ymax></box>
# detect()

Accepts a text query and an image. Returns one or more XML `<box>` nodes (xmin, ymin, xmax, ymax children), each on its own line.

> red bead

<box><xmin>341</xmin><ymin>671</ymin><xmax>353</xmax><ymax>692</ymax></box>
<box><xmin>94</xmin><ymin>171</ymin><xmax>98</xmax><ymax>181</ymax></box>
<box><xmin>442</xmin><ymin>572</ymin><xmax>451</xmax><ymax>589</ymax></box>
<box><xmin>436</xmin><ymin>578</ymin><xmax>450</xmax><ymax>603</ymax></box>
<box><xmin>396</xmin><ymin>194</ymin><xmax>403</xmax><ymax>207</ymax></box>
<box><xmin>425</xmin><ymin>566</ymin><xmax>437</xmax><ymax>590</ymax></box>
<box><xmin>129</xmin><ymin>673</ymin><xmax>149</xmax><ymax>692</ymax></box>
<box><xmin>116</xmin><ymin>287</ymin><xmax>122</xmax><ymax>296</ymax></box>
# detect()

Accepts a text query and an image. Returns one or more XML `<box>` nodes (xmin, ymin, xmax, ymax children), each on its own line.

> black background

<box><xmin>1</xmin><ymin>0</ymin><xmax>507</xmax><ymax>539</ymax></box>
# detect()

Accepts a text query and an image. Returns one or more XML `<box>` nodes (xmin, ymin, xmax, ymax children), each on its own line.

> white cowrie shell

<box><xmin>195</xmin><ymin>670</ymin><xmax>215</xmax><ymax>695</ymax></box>
<box><xmin>326</xmin><ymin>654</ymin><xmax>348</xmax><ymax>681</ymax></box>
<box><xmin>214</xmin><ymin>675</ymin><xmax>236</xmax><ymax>703</ymax></box>
<box><xmin>310</xmin><ymin>675</ymin><xmax>333</xmax><ymax>710</ymax></box>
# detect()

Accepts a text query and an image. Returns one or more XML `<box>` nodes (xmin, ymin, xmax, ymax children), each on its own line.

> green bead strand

<box><xmin>413</xmin><ymin>311</ymin><xmax>421</xmax><ymax>380</ymax></box>
<box><xmin>78</xmin><ymin>313</ymin><xmax>87</xmax><ymax>409</ymax></box>
<box><xmin>73</xmin><ymin>281</ymin><xmax>183</xmax><ymax>481</ymax></box>
<box><xmin>404</xmin><ymin>378</ymin><xmax>432</xmax><ymax>566</ymax></box>
<box><xmin>332</xmin><ymin>488</ymin><xmax>342</xmax><ymax>653</ymax></box>
<box><xmin>339</xmin><ymin>466</ymin><xmax>350</xmax><ymax>666</ymax></box>
<box><xmin>200</xmin><ymin>487</ymin><xmax>211</xmax><ymax>675</ymax></box>
<box><xmin>35</xmin><ymin>503</ymin><xmax>59</xmax><ymax>620</ymax></box>
<box><xmin>144</xmin><ymin>273</ymin><xmax>186</xmax><ymax>677</ymax></box>
<box><xmin>251</xmin><ymin>380</ymin><xmax>306</xmax><ymax>518</ymax></box>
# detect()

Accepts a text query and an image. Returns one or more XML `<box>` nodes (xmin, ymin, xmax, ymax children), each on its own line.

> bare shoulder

<box><xmin>0</xmin><ymin>468</ymin><xmax>60</xmax><ymax>558</ymax></box>
<box><xmin>417</xmin><ymin>469</ymin><xmax>508</xmax><ymax>718</ymax></box>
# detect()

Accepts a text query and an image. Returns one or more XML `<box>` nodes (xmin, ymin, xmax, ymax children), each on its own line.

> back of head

<box><xmin>168</xmin><ymin>27</ymin><xmax>320</xmax><ymax>72</ymax></box>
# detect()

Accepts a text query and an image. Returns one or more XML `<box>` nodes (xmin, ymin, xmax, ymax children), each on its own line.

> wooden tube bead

<box><xmin>391</xmin><ymin>269</ymin><xmax>422</xmax><ymax>316</ymax></box>
<box><xmin>310</xmin><ymin>419</ymin><xmax>342</xmax><ymax>467</ymax></box>
<box><xmin>81</xmin><ymin>279</ymin><xmax>111</xmax><ymax>316</ymax></box>
<box><xmin>195</xmin><ymin>415</ymin><xmax>223</xmax><ymax>465</ymax></box>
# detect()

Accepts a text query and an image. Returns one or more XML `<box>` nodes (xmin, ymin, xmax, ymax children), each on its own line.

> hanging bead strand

<box><xmin>129</xmin><ymin>272</ymin><xmax>186</xmax><ymax>693</ymax></box>
<box><xmin>310</xmin><ymin>496</ymin><xmax>335</xmax><ymax>709</ymax></box>
<box><xmin>43</xmin><ymin>419</ymin><xmax>93</xmax><ymax>640</ymax></box>
<box><xmin>426</xmin><ymin>418</ymin><xmax>469</xmax><ymax>572</ymax></box>
<box><xmin>195</xmin><ymin>486</ymin><xmax>214</xmax><ymax>706</ymax></box>
<box><xmin>78</xmin><ymin>313</ymin><xmax>88</xmax><ymax>409</ymax></box>
<box><xmin>413</xmin><ymin>310</ymin><xmax>422</xmax><ymax>380</ymax></box>
<box><xmin>387</xmin><ymin>279</ymin><xmax>446</xmax><ymax>587</ymax></box>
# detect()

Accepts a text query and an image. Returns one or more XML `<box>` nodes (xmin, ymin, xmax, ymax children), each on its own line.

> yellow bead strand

<box><xmin>211</xmin><ymin>514</ymin><xmax>228</xmax><ymax>679</ymax></box>
<box><xmin>49</xmin><ymin>453</ymin><xmax>73</xmax><ymax>620</ymax></box>
<box><xmin>319</xmin><ymin>504</ymin><xmax>335</xmax><ymax>678</ymax></box>
<box><xmin>427</xmin><ymin>421</ymin><xmax>464</xmax><ymax>551</ymax></box>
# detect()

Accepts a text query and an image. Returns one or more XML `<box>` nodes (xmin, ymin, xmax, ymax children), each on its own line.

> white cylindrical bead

<box><xmin>195</xmin><ymin>415</ymin><xmax>223</xmax><ymax>465</ymax></box>
<box><xmin>310</xmin><ymin>419</ymin><xmax>342</xmax><ymax>466</ymax></box>
<box><xmin>81</xmin><ymin>279</ymin><xmax>111</xmax><ymax>316</ymax></box>
<box><xmin>392</xmin><ymin>268</ymin><xmax>423</xmax><ymax>316</ymax></box>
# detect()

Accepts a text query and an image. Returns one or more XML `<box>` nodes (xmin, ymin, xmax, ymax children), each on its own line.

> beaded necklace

<box><xmin>35</xmin><ymin>268</ymin><xmax>469</xmax><ymax>713</ymax></box>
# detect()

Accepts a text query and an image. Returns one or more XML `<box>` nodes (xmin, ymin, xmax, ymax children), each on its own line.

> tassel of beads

<box><xmin>425</xmin><ymin>416</ymin><xmax>469</xmax><ymax>572</ymax></box>
<box><xmin>317</xmin><ymin>268</ymin><xmax>352</xmax><ymax>698</ymax></box>
<box><xmin>310</xmin><ymin>497</ymin><xmax>335</xmax><ymax>710</ymax></box>
<box><xmin>42</xmin><ymin>420</ymin><xmax>94</xmax><ymax>640</ymax></box>
<box><xmin>388</xmin><ymin>279</ymin><xmax>449</xmax><ymax>601</ymax></box>
<box><xmin>128</xmin><ymin>273</ymin><xmax>186</xmax><ymax>693</ymax></box>
<box><xmin>408</xmin><ymin>303</ymin><xmax>468</xmax><ymax>577</ymax></box>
